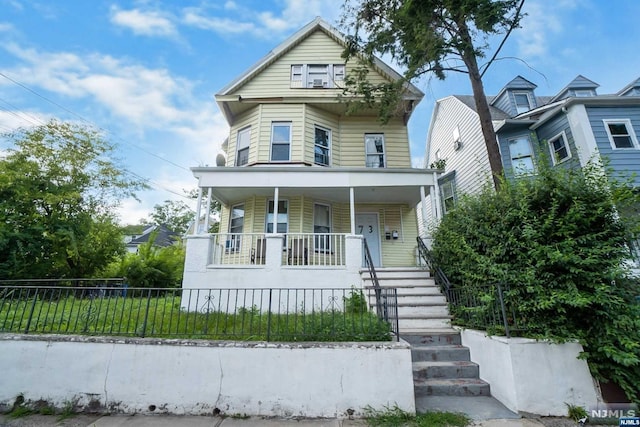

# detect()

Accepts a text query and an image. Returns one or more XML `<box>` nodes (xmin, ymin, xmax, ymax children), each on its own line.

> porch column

<box><xmin>195</xmin><ymin>187</ymin><xmax>203</xmax><ymax>235</ymax></box>
<box><xmin>204</xmin><ymin>188</ymin><xmax>212</xmax><ymax>231</ymax></box>
<box><xmin>272</xmin><ymin>187</ymin><xmax>279</xmax><ymax>234</ymax></box>
<box><xmin>420</xmin><ymin>185</ymin><xmax>428</xmax><ymax>237</ymax></box>
<box><xmin>349</xmin><ymin>187</ymin><xmax>355</xmax><ymax>234</ymax></box>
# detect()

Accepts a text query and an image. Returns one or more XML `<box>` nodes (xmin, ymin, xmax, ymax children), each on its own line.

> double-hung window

<box><xmin>514</xmin><ymin>92</ymin><xmax>532</xmax><ymax>114</ymax></box>
<box><xmin>365</xmin><ymin>134</ymin><xmax>385</xmax><ymax>168</ymax></box>
<box><xmin>313</xmin><ymin>203</ymin><xmax>331</xmax><ymax>252</ymax></box>
<box><xmin>236</xmin><ymin>126</ymin><xmax>251</xmax><ymax>166</ymax></box>
<box><xmin>314</xmin><ymin>126</ymin><xmax>330</xmax><ymax>166</ymax></box>
<box><xmin>509</xmin><ymin>136</ymin><xmax>535</xmax><ymax>175</ymax></box>
<box><xmin>548</xmin><ymin>131</ymin><xmax>571</xmax><ymax>164</ymax></box>
<box><xmin>227</xmin><ymin>204</ymin><xmax>244</xmax><ymax>252</ymax></box>
<box><xmin>265</xmin><ymin>200</ymin><xmax>288</xmax><ymax>234</ymax></box>
<box><xmin>438</xmin><ymin>173</ymin><xmax>456</xmax><ymax>214</ymax></box>
<box><xmin>271</xmin><ymin>122</ymin><xmax>291</xmax><ymax>161</ymax></box>
<box><xmin>290</xmin><ymin>64</ymin><xmax>345</xmax><ymax>88</ymax></box>
<box><xmin>604</xmin><ymin>119</ymin><xmax>638</xmax><ymax>149</ymax></box>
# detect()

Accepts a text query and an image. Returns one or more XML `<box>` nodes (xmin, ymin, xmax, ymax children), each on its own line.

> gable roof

<box><xmin>453</xmin><ymin>95</ymin><xmax>511</xmax><ymax>121</ymax></box>
<box><xmin>490</xmin><ymin>75</ymin><xmax>538</xmax><ymax>106</ymax></box>
<box><xmin>127</xmin><ymin>224</ymin><xmax>179</xmax><ymax>248</ymax></box>
<box><xmin>617</xmin><ymin>77</ymin><xmax>640</xmax><ymax>96</ymax></box>
<box><xmin>549</xmin><ymin>75</ymin><xmax>600</xmax><ymax>102</ymax></box>
<box><xmin>216</xmin><ymin>17</ymin><xmax>423</xmax><ymax>99</ymax></box>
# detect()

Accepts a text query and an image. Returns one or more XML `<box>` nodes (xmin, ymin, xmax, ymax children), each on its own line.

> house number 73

<box><xmin>358</xmin><ymin>225</ymin><xmax>374</xmax><ymax>234</ymax></box>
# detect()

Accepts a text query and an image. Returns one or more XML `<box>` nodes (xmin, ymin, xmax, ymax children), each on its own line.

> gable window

<box><xmin>604</xmin><ymin>119</ymin><xmax>638</xmax><ymax>149</ymax></box>
<box><xmin>271</xmin><ymin>122</ymin><xmax>291</xmax><ymax>161</ymax></box>
<box><xmin>514</xmin><ymin>92</ymin><xmax>532</xmax><ymax>114</ymax></box>
<box><xmin>236</xmin><ymin>126</ymin><xmax>251</xmax><ymax>166</ymax></box>
<box><xmin>365</xmin><ymin>134</ymin><xmax>385</xmax><ymax>168</ymax></box>
<box><xmin>439</xmin><ymin>173</ymin><xmax>456</xmax><ymax>214</ymax></box>
<box><xmin>313</xmin><ymin>203</ymin><xmax>331</xmax><ymax>252</ymax></box>
<box><xmin>290</xmin><ymin>64</ymin><xmax>346</xmax><ymax>88</ymax></box>
<box><xmin>265</xmin><ymin>200</ymin><xmax>288</xmax><ymax>234</ymax></box>
<box><xmin>548</xmin><ymin>131</ymin><xmax>571</xmax><ymax>164</ymax></box>
<box><xmin>227</xmin><ymin>204</ymin><xmax>244</xmax><ymax>252</ymax></box>
<box><xmin>574</xmin><ymin>89</ymin><xmax>594</xmax><ymax>97</ymax></box>
<box><xmin>314</xmin><ymin>126</ymin><xmax>330</xmax><ymax>166</ymax></box>
<box><xmin>509</xmin><ymin>136</ymin><xmax>535</xmax><ymax>175</ymax></box>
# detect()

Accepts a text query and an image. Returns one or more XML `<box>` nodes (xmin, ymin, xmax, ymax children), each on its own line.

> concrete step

<box><xmin>415</xmin><ymin>396</ymin><xmax>519</xmax><ymax>420</ymax></box>
<box><xmin>411</xmin><ymin>345</ymin><xmax>469</xmax><ymax>362</ymax></box>
<box><xmin>401</xmin><ymin>331</ymin><xmax>461</xmax><ymax>346</ymax></box>
<box><xmin>394</xmin><ymin>305</ymin><xmax>449</xmax><ymax>317</ymax></box>
<box><xmin>364</xmin><ymin>284</ymin><xmax>442</xmax><ymax>296</ymax></box>
<box><xmin>412</xmin><ymin>360</ymin><xmax>480</xmax><ymax>380</ymax></box>
<box><xmin>398</xmin><ymin>317</ymin><xmax>452</xmax><ymax>330</ymax></box>
<box><xmin>414</xmin><ymin>378</ymin><xmax>491</xmax><ymax>397</ymax></box>
<box><xmin>362</xmin><ymin>276</ymin><xmax>436</xmax><ymax>286</ymax></box>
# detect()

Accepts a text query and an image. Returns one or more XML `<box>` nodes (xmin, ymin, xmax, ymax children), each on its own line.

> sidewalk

<box><xmin>0</xmin><ymin>414</ymin><xmax>548</xmax><ymax>427</ymax></box>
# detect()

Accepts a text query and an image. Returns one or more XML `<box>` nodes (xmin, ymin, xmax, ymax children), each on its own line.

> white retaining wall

<box><xmin>459</xmin><ymin>328</ymin><xmax>600</xmax><ymax>415</ymax></box>
<box><xmin>0</xmin><ymin>334</ymin><xmax>415</xmax><ymax>418</ymax></box>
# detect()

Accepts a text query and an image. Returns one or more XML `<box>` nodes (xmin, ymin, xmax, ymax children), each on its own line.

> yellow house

<box><xmin>183</xmin><ymin>18</ymin><xmax>443</xmax><ymax>310</ymax></box>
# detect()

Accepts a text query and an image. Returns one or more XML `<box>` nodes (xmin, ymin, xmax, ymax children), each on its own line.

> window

<box><xmin>314</xmin><ymin>203</ymin><xmax>331</xmax><ymax>252</ymax></box>
<box><xmin>236</xmin><ymin>126</ymin><xmax>251</xmax><ymax>166</ymax></box>
<box><xmin>271</xmin><ymin>122</ymin><xmax>291</xmax><ymax>161</ymax></box>
<box><xmin>365</xmin><ymin>134</ymin><xmax>385</xmax><ymax>168</ymax></box>
<box><xmin>314</xmin><ymin>126</ymin><xmax>330</xmax><ymax>166</ymax></box>
<box><xmin>265</xmin><ymin>200</ymin><xmax>288</xmax><ymax>234</ymax></box>
<box><xmin>290</xmin><ymin>64</ymin><xmax>346</xmax><ymax>88</ymax></box>
<box><xmin>604</xmin><ymin>119</ymin><xmax>638</xmax><ymax>149</ymax></box>
<box><xmin>574</xmin><ymin>89</ymin><xmax>594</xmax><ymax>97</ymax></box>
<box><xmin>439</xmin><ymin>174</ymin><xmax>456</xmax><ymax>214</ymax></box>
<box><xmin>227</xmin><ymin>204</ymin><xmax>244</xmax><ymax>252</ymax></box>
<box><xmin>548</xmin><ymin>132</ymin><xmax>571</xmax><ymax>164</ymax></box>
<box><xmin>514</xmin><ymin>92</ymin><xmax>532</xmax><ymax>114</ymax></box>
<box><xmin>509</xmin><ymin>136</ymin><xmax>535</xmax><ymax>175</ymax></box>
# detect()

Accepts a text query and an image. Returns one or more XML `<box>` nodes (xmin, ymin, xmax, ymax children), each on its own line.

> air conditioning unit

<box><xmin>453</xmin><ymin>140</ymin><xmax>463</xmax><ymax>151</ymax></box>
<box><xmin>312</xmin><ymin>79</ymin><xmax>327</xmax><ymax>88</ymax></box>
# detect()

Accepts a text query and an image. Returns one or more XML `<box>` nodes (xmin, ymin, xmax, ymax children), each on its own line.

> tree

<box><xmin>340</xmin><ymin>0</ymin><xmax>526</xmax><ymax>187</ymax></box>
<box><xmin>149</xmin><ymin>200</ymin><xmax>196</xmax><ymax>234</ymax></box>
<box><xmin>0</xmin><ymin>120</ymin><xmax>146</xmax><ymax>279</ymax></box>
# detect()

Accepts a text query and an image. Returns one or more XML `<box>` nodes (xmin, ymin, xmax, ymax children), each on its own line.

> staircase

<box><xmin>361</xmin><ymin>267</ymin><xmax>451</xmax><ymax>330</ymax></box>
<box><xmin>361</xmin><ymin>268</ymin><xmax>492</xmax><ymax>403</ymax></box>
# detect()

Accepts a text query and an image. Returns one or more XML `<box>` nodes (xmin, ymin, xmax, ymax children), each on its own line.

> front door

<box><xmin>356</xmin><ymin>213</ymin><xmax>381</xmax><ymax>267</ymax></box>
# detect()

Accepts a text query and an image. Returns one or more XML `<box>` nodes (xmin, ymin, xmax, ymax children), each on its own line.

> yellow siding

<box><xmin>227</xmin><ymin>107</ymin><xmax>260</xmax><ymax>166</ymax></box>
<box><xmin>304</xmin><ymin>105</ymin><xmax>340</xmax><ymax>165</ymax></box>
<box><xmin>231</xmin><ymin>30</ymin><xmax>391</xmax><ymax>99</ymax></box>
<box><xmin>257</xmin><ymin>104</ymin><xmax>304</xmax><ymax>162</ymax></box>
<box><xmin>339</xmin><ymin>117</ymin><xmax>411</xmax><ymax>168</ymax></box>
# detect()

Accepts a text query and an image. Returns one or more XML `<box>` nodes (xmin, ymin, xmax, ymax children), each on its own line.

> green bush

<box><xmin>432</xmin><ymin>159</ymin><xmax>640</xmax><ymax>403</ymax></box>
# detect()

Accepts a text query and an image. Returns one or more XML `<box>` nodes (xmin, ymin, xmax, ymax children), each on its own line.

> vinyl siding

<box><xmin>339</xmin><ymin>117</ymin><xmax>411</xmax><ymax>168</ymax></box>
<box><xmin>304</xmin><ymin>105</ymin><xmax>340</xmax><ymax>165</ymax></box>
<box><xmin>227</xmin><ymin>107</ymin><xmax>260</xmax><ymax>166</ymax></box>
<box><xmin>257</xmin><ymin>104</ymin><xmax>304</xmax><ymax>162</ymax></box>
<box><xmin>586</xmin><ymin>105</ymin><xmax>640</xmax><ymax>185</ymax></box>
<box><xmin>534</xmin><ymin>113</ymin><xmax>581</xmax><ymax>170</ymax></box>
<box><xmin>232</xmin><ymin>30</ymin><xmax>389</xmax><ymax>98</ymax></box>
<box><xmin>498</xmin><ymin>127</ymin><xmax>535</xmax><ymax>182</ymax></box>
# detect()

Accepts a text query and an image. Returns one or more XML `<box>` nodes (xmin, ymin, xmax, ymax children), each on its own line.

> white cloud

<box><xmin>110</xmin><ymin>6</ymin><xmax>177</xmax><ymax>38</ymax></box>
<box><xmin>0</xmin><ymin>22</ymin><xmax>14</xmax><ymax>32</ymax></box>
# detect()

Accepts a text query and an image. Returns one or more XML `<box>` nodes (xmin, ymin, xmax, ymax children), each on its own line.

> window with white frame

<box><xmin>227</xmin><ymin>204</ymin><xmax>244</xmax><ymax>252</ymax></box>
<box><xmin>290</xmin><ymin>64</ymin><xmax>345</xmax><ymax>88</ymax></box>
<box><xmin>314</xmin><ymin>126</ymin><xmax>330</xmax><ymax>166</ymax></box>
<box><xmin>514</xmin><ymin>92</ymin><xmax>532</xmax><ymax>114</ymax></box>
<box><xmin>271</xmin><ymin>122</ymin><xmax>291</xmax><ymax>161</ymax></box>
<box><xmin>313</xmin><ymin>203</ymin><xmax>331</xmax><ymax>252</ymax></box>
<box><xmin>439</xmin><ymin>173</ymin><xmax>456</xmax><ymax>214</ymax></box>
<box><xmin>365</xmin><ymin>134</ymin><xmax>385</xmax><ymax>168</ymax></box>
<box><xmin>265</xmin><ymin>200</ymin><xmax>288</xmax><ymax>234</ymax></box>
<box><xmin>548</xmin><ymin>131</ymin><xmax>571</xmax><ymax>164</ymax></box>
<box><xmin>574</xmin><ymin>89</ymin><xmax>594</xmax><ymax>97</ymax></box>
<box><xmin>604</xmin><ymin>119</ymin><xmax>638</xmax><ymax>149</ymax></box>
<box><xmin>236</xmin><ymin>126</ymin><xmax>251</xmax><ymax>166</ymax></box>
<box><xmin>509</xmin><ymin>136</ymin><xmax>535</xmax><ymax>175</ymax></box>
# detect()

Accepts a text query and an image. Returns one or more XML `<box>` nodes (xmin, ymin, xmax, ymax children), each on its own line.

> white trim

<box><xmin>314</xmin><ymin>125</ymin><xmax>331</xmax><ymax>166</ymax></box>
<box><xmin>266</xmin><ymin>197</ymin><xmax>288</xmax><ymax>235</ymax></box>
<box><xmin>603</xmin><ymin>118</ymin><xmax>639</xmax><ymax>150</ymax></box>
<box><xmin>313</xmin><ymin>202</ymin><xmax>332</xmax><ymax>252</ymax></box>
<box><xmin>270</xmin><ymin>121</ymin><xmax>292</xmax><ymax>161</ymax></box>
<box><xmin>565</xmin><ymin>104</ymin><xmax>598</xmax><ymax>167</ymax></box>
<box><xmin>365</xmin><ymin>133</ymin><xmax>386</xmax><ymax>168</ymax></box>
<box><xmin>548</xmin><ymin>130</ymin><xmax>572</xmax><ymax>165</ymax></box>
<box><xmin>507</xmin><ymin>135</ymin><xmax>535</xmax><ymax>176</ymax></box>
<box><xmin>236</xmin><ymin>126</ymin><xmax>251</xmax><ymax>166</ymax></box>
<box><xmin>513</xmin><ymin>92</ymin><xmax>533</xmax><ymax>114</ymax></box>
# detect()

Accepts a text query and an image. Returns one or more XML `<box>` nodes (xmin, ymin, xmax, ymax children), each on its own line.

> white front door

<box><xmin>356</xmin><ymin>213</ymin><xmax>381</xmax><ymax>267</ymax></box>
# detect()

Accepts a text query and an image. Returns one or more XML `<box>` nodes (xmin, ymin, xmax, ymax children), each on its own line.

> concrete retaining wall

<box><xmin>0</xmin><ymin>334</ymin><xmax>415</xmax><ymax>418</ymax></box>
<box><xmin>459</xmin><ymin>328</ymin><xmax>600</xmax><ymax>415</ymax></box>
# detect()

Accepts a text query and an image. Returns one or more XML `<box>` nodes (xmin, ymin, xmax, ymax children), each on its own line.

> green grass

<box><xmin>365</xmin><ymin>406</ymin><xmax>470</xmax><ymax>427</ymax></box>
<box><xmin>0</xmin><ymin>293</ymin><xmax>391</xmax><ymax>342</ymax></box>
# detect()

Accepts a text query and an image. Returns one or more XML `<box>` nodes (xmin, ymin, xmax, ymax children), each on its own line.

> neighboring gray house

<box><xmin>425</xmin><ymin>75</ymin><xmax>640</xmax><ymax>217</ymax></box>
<box><xmin>126</xmin><ymin>224</ymin><xmax>180</xmax><ymax>254</ymax></box>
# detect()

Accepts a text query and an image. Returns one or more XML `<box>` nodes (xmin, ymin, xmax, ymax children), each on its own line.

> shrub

<box><xmin>432</xmin><ymin>159</ymin><xmax>640</xmax><ymax>403</ymax></box>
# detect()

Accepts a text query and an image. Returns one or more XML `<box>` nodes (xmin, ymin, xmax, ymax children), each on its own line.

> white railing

<box><xmin>210</xmin><ymin>233</ymin><xmax>266</xmax><ymax>266</ymax></box>
<box><xmin>284</xmin><ymin>233</ymin><xmax>346</xmax><ymax>267</ymax></box>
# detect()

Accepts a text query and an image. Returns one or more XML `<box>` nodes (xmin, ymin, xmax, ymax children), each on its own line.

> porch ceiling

<box><xmin>192</xmin><ymin>166</ymin><xmax>437</xmax><ymax>206</ymax></box>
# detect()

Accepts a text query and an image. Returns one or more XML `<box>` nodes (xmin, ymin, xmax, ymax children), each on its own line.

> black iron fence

<box><xmin>0</xmin><ymin>284</ymin><xmax>398</xmax><ymax>342</ymax></box>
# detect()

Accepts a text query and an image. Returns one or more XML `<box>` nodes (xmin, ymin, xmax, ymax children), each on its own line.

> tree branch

<box><xmin>480</xmin><ymin>0</ymin><xmax>526</xmax><ymax>78</ymax></box>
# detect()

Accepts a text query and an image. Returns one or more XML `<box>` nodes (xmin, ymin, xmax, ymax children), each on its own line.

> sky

<box><xmin>1</xmin><ymin>0</ymin><xmax>640</xmax><ymax>225</ymax></box>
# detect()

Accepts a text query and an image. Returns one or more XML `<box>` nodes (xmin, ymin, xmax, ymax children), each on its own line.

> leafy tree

<box><xmin>150</xmin><ymin>200</ymin><xmax>195</xmax><ymax>234</ymax></box>
<box><xmin>340</xmin><ymin>0</ymin><xmax>525</xmax><ymax>187</ymax></box>
<box><xmin>431</xmin><ymin>159</ymin><xmax>640</xmax><ymax>402</ymax></box>
<box><xmin>0</xmin><ymin>120</ymin><xmax>146</xmax><ymax>279</ymax></box>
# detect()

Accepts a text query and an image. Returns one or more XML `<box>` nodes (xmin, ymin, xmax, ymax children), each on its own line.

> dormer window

<box><xmin>574</xmin><ymin>89</ymin><xmax>594</xmax><ymax>97</ymax></box>
<box><xmin>514</xmin><ymin>92</ymin><xmax>532</xmax><ymax>114</ymax></box>
<box><xmin>290</xmin><ymin>64</ymin><xmax>345</xmax><ymax>89</ymax></box>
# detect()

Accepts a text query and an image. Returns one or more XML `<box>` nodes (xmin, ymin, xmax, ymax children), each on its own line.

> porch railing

<box><xmin>0</xmin><ymin>285</ymin><xmax>396</xmax><ymax>341</ymax></box>
<box><xmin>284</xmin><ymin>233</ymin><xmax>346</xmax><ymax>267</ymax></box>
<box><xmin>210</xmin><ymin>233</ymin><xmax>266</xmax><ymax>265</ymax></box>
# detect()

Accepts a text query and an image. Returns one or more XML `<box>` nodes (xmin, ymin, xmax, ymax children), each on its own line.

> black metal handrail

<box><xmin>0</xmin><ymin>285</ymin><xmax>396</xmax><ymax>342</ymax></box>
<box><xmin>362</xmin><ymin>240</ymin><xmax>399</xmax><ymax>339</ymax></box>
<box><xmin>416</xmin><ymin>237</ymin><xmax>452</xmax><ymax>297</ymax></box>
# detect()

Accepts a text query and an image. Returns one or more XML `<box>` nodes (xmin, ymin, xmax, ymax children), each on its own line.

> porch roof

<box><xmin>192</xmin><ymin>166</ymin><xmax>438</xmax><ymax>206</ymax></box>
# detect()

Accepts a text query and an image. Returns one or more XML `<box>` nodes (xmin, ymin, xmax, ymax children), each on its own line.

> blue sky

<box><xmin>1</xmin><ymin>0</ymin><xmax>639</xmax><ymax>225</ymax></box>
